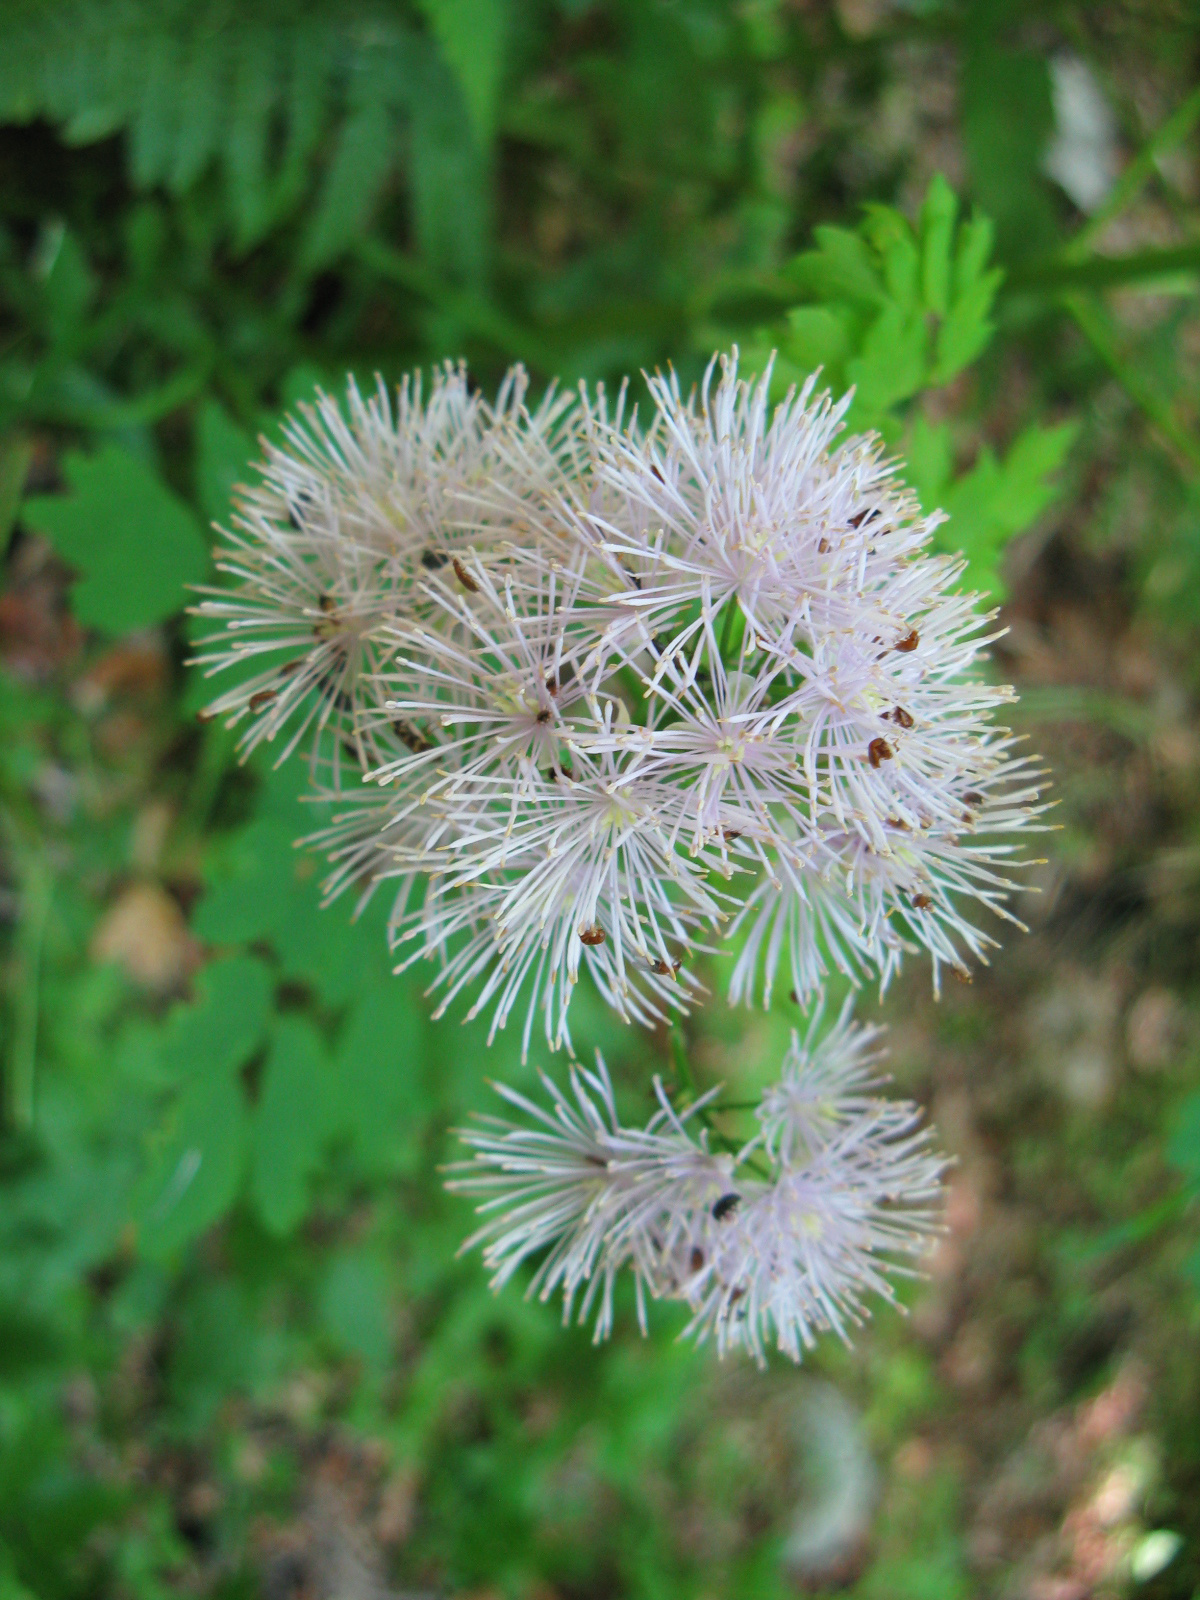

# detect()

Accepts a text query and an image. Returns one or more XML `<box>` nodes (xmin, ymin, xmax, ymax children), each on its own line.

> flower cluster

<box><xmin>192</xmin><ymin>351</ymin><xmax>1043</xmax><ymax>1059</ymax></box>
<box><xmin>446</xmin><ymin>1004</ymin><xmax>945</xmax><ymax>1363</ymax></box>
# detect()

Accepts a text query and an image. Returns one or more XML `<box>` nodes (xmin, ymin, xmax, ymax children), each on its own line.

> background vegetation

<box><xmin>2</xmin><ymin>1</ymin><xmax>1200</xmax><ymax>1596</ymax></box>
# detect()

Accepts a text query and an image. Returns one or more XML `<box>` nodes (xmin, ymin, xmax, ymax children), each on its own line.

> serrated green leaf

<box><xmin>905</xmin><ymin>415</ymin><xmax>953</xmax><ymax>511</ymax></box>
<box><xmin>21</xmin><ymin>444</ymin><xmax>208</xmax><ymax>633</ymax></box>
<box><xmin>168</xmin><ymin>27</ymin><xmax>224</xmax><ymax>194</ymax></box>
<box><xmin>954</xmin><ymin>212</ymin><xmax>995</xmax><ymax>296</ymax></box>
<box><xmin>937</xmin><ymin>421</ymin><xmax>1076</xmax><ymax>595</ymax></box>
<box><xmin>931</xmin><ymin>268</ymin><xmax>1003</xmax><ymax>386</ymax></box>
<box><xmin>334</xmin><ymin>982</ymin><xmax>428</xmax><ymax>1177</ymax></box>
<box><xmin>225</xmin><ymin>27</ymin><xmax>277</xmax><ymax>252</ymax></box>
<box><xmin>881</xmin><ymin>227</ymin><xmax>921</xmax><ymax>316</ymax></box>
<box><xmin>920</xmin><ymin>173</ymin><xmax>957</xmax><ymax>315</ymax></box>
<box><xmin>408</xmin><ymin>38</ymin><xmax>490</xmax><ymax>286</ymax></box>
<box><xmin>194</xmin><ymin>399</ymin><xmax>254</xmax><ymax>528</ymax></box>
<box><xmin>192</xmin><ymin>762</ymin><xmax>387</xmax><ymax>1005</ymax></box>
<box><xmin>251</xmin><ymin>1016</ymin><xmax>330</xmax><ymax>1236</ymax></box>
<box><xmin>302</xmin><ymin>86</ymin><xmax>396</xmax><ymax>270</ymax></box>
<box><xmin>272</xmin><ymin>22</ymin><xmax>333</xmax><ymax>216</ymax></box>
<box><xmin>780</xmin><ymin>305</ymin><xmax>855</xmax><ymax>378</ymax></box>
<box><xmin>987</xmin><ymin>422</ymin><xmax>1078</xmax><ymax>528</ymax></box>
<box><xmin>790</xmin><ymin>225</ymin><xmax>884</xmax><ymax>309</ymax></box>
<box><xmin>164</xmin><ymin>956</ymin><xmax>274</xmax><ymax>1080</ymax></box>
<box><xmin>128</xmin><ymin>25</ymin><xmax>177</xmax><ymax>189</ymax></box>
<box><xmin>138</xmin><ymin>1067</ymin><xmax>247</xmax><ymax>1259</ymax></box>
<box><xmin>846</xmin><ymin>302</ymin><xmax>928</xmax><ymax>420</ymax></box>
<box><xmin>414</xmin><ymin>0</ymin><xmax>508</xmax><ymax>145</ymax></box>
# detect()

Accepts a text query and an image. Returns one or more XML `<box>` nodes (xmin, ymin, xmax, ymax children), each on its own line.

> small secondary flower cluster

<box><xmin>447</xmin><ymin>1004</ymin><xmax>946</xmax><ymax>1363</ymax></box>
<box><xmin>191</xmin><ymin>353</ymin><xmax>1044</xmax><ymax>1060</ymax></box>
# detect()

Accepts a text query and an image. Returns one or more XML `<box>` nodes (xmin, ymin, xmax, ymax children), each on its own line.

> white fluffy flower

<box><xmin>448</xmin><ymin>1013</ymin><xmax>945</xmax><ymax>1362</ymax></box>
<box><xmin>190</xmin><ymin>349</ymin><xmax>1045</xmax><ymax>1049</ymax></box>
<box><xmin>190</xmin><ymin>363</ymin><xmax>576</xmax><ymax>771</ymax></box>
<box><xmin>446</xmin><ymin>1059</ymin><xmax>733</xmax><ymax>1342</ymax></box>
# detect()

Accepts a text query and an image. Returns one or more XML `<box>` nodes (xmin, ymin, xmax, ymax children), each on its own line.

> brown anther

<box><xmin>817</xmin><ymin>537</ymin><xmax>831</xmax><ymax>554</ymax></box>
<box><xmin>279</xmin><ymin>659</ymin><xmax>305</xmax><ymax>676</ymax></box>
<box><xmin>951</xmin><ymin>966</ymin><xmax>972</xmax><ymax>985</ymax></box>
<box><xmin>895</xmin><ymin>628</ymin><xmax>920</xmax><ymax>652</ymax></box>
<box><xmin>578</xmin><ymin>925</ymin><xmax>606</xmax><ymax>946</ymax></box>
<box><xmin>195</xmin><ymin>708</ymin><xmax>216</xmax><ymax>724</ymax></box>
<box><xmin>911</xmin><ymin>893</ymin><xmax>933</xmax><ymax>910</ymax></box>
<box><xmin>848</xmin><ymin>509</ymin><xmax>870</xmax><ymax>528</ymax></box>
<box><xmin>887</xmin><ymin>816</ymin><xmax>909</xmax><ymax>830</ymax></box>
<box><xmin>421</xmin><ymin>548</ymin><xmax>449</xmax><ymax>570</ymax></box>
<box><xmin>868</xmin><ymin>737</ymin><xmax>893</xmax><ymax>768</ymax></box>
<box><xmin>891</xmin><ymin>706</ymin><xmax>914</xmax><ymax>729</ymax></box>
<box><xmin>689</xmin><ymin>1247</ymin><xmax>705</xmax><ymax>1273</ymax></box>
<box><xmin>545</xmin><ymin>674</ymin><xmax>559</xmax><ymax>695</ymax></box>
<box><xmin>789</xmin><ymin>988</ymin><xmax>799</xmax><ymax>1003</ymax></box>
<box><xmin>721</xmin><ymin>828</ymin><xmax>742</xmax><ymax>843</ymax></box>
<box><xmin>712</xmin><ymin>1193</ymin><xmax>741</xmax><ymax>1222</ymax></box>
<box><xmin>650</xmin><ymin>958</ymin><xmax>681</xmax><ymax>978</ymax></box>
<box><xmin>249</xmin><ymin>689</ymin><xmax>278</xmax><ymax>711</ymax></box>
<box><xmin>318</xmin><ymin>594</ymin><xmax>337</xmax><ymax>613</ymax></box>
<box><xmin>452</xmin><ymin>556</ymin><xmax>480</xmax><ymax>594</ymax></box>
<box><xmin>962</xmin><ymin>790</ymin><xmax>984</xmax><ymax>806</ymax></box>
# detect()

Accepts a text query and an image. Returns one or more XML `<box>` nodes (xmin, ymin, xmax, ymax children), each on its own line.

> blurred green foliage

<box><xmin>0</xmin><ymin>1</ymin><xmax>1199</xmax><ymax>1596</ymax></box>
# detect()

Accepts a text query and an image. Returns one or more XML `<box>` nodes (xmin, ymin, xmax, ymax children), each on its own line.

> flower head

<box><xmin>189</xmin><ymin>350</ymin><xmax>1046</xmax><ymax>1052</ymax></box>
<box><xmin>448</xmin><ymin>1016</ymin><xmax>946</xmax><ymax>1363</ymax></box>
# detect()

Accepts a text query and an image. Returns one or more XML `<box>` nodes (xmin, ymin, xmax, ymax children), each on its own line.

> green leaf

<box><xmin>936</xmin><ymin>421</ymin><xmax>1077</xmax><ymax>595</ymax></box>
<box><xmin>846</xmin><ymin>302</ymin><xmax>928</xmax><ymax>421</ymax></box>
<box><xmin>905</xmin><ymin>415</ymin><xmax>954</xmax><ymax>511</ymax></box>
<box><xmin>414</xmin><ymin>0</ymin><xmax>508</xmax><ymax>145</ymax></box>
<box><xmin>22</xmin><ymin>444</ymin><xmax>208</xmax><ymax>633</ymax></box>
<box><xmin>129</xmin><ymin>24</ymin><xmax>178</xmax><ymax>189</ymax></box>
<box><xmin>194</xmin><ymin>399</ymin><xmax>254</xmax><ymax>528</ymax></box>
<box><xmin>302</xmin><ymin>83</ymin><xmax>397</xmax><ymax>270</ymax></box>
<box><xmin>320</xmin><ymin>1249</ymin><xmax>393</xmax><ymax>1369</ymax></box>
<box><xmin>334</xmin><ymin>982</ymin><xmax>429</xmax><ymax>1177</ymax></box>
<box><xmin>225</xmin><ymin>27</ymin><xmax>278</xmax><ymax>251</ymax></box>
<box><xmin>251</xmin><ymin>1016</ymin><xmax>330</xmax><ymax>1236</ymax></box>
<box><xmin>408</xmin><ymin>38</ymin><xmax>491</xmax><ymax>286</ymax></box>
<box><xmin>168</xmin><ymin>28</ymin><xmax>224</xmax><ymax>194</ymax></box>
<box><xmin>920</xmin><ymin>173</ymin><xmax>957</xmax><ymax>316</ymax></box>
<box><xmin>931</xmin><ymin>266</ymin><xmax>1003</xmax><ymax>386</ymax></box>
<box><xmin>1168</xmin><ymin>1091</ymin><xmax>1200</xmax><ymax>1191</ymax></box>
<box><xmin>192</xmin><ymin>762</ymin><xmax>388</xmax><ymax>1005</ymax></box>
<box><xmin>780</xmin><ymin>305</ymin><xmax>855</xmax><ymax>378</ymax></box>
<box><xmin>164</xmin><ymin>956</ymin><xmax>274</xmax><ymax>1080</ymax></box>
<box><xmin>789</xmin><ymin>224</ymin><xmax>884</xmax><ymax>309</ymax></box>
<box><xmin>138</xmin><ymin>1066</ymin><xmax>248</xmax><ymax>1258</ymax></box>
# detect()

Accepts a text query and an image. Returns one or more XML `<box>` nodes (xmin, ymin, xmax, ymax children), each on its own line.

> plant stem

<box><xmin>1063</xmin><ymin>293</ymin><xmax>1200</xmax><ymax>479</ymax></box>
<box><xmin>1065</xmin><ymin>85</ymin><xmax>1200</xmax><ymax>261</ymax></box>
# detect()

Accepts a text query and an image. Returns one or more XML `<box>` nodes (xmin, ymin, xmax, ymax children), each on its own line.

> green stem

<box><xmin>718</xmin><ymin>598</ymin><xmax>744</xmax><ymax>667</ymax></box>
<box><xmin>1063</xmin><ymin>292</ymin><xmax>1200</xmax><ymax>478</ymax></box>
<box><xmin>1065</xmin><ymin>85</ymin><xmax>1200</xmax><ymax>261</ymax></box>
<box><xmin>1008</xmin><ymin>242</ymin><xmax>1200</xmax><ymax>295</ymax></box>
